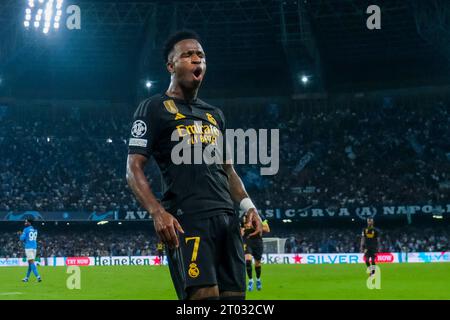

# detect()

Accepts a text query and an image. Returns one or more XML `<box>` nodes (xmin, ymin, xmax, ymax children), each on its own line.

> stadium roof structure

<box><xmin>0</xmin><ymin>0</ymin><xmax>449</xmax><ymax>100</ymax></box>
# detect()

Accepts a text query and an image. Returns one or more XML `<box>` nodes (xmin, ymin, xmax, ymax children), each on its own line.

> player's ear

<box><xmin>166</xmin><ymin>60</ymin><xmax>174</xmax><ymax>74</ymax></box>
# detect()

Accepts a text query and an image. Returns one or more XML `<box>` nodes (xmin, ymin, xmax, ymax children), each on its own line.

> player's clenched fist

<box><xmin>152</xmin><ymin>209</ymin><xmax>185</xmax><ymax>249</ymax></box>
<box><xmin>245</xmin><ymin>208</ymin><xmax>263</xmax><ymax>238</ymax></box>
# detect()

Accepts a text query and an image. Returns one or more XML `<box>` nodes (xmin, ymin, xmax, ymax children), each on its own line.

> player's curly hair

<box><xmin>163</xmin><ymin>30</ymin><xmax>201</xmax><ymax>63</ymax></box>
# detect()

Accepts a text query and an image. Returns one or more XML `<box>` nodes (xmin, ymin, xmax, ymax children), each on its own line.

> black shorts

<box><xmin>158</xmin><ymin>249</ymin><xmax>164</xmax><ymax>256</ymax></box>
<box><xmin>364</xmin><ymin>249</ymin><xmax>377</xmax><ymax>262</ymax></box>
<box><xmin>166</xmin><ymin>213</ymin><xmax>246</xmax><ymax>300</ymax></box>
<box><xmin>244</xmin><ymin>238</ymin><xmax>263</xmax><ymax>261</ymax></box>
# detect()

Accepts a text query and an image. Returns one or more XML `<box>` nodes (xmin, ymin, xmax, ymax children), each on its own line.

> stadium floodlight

<box><xmin>301</xmin><ymin>75</ymin><xmax>308</xmax><ymax>84</ymax></box>
<box><xmin>24</xmin><ymin>21</ymin><xmax>30</xmax><ymax>27</ymax></box>
<box><xmin>118</xmin><ymin>222</ymin><xmax>122</xmax><ymax>225</ymax></box>
<box><xmin>25</xmin><ymin>0</ymin><xmax>62</xmax><ymax>33</ymax></box>
<box><xmin>45</xmin><ymin>9</ymin><xmax>53</xmax><ymax>22</ymax></box>
<box><xmin>46</xmin><ymin>137</ymin><xmax>50</xmax><ymax>142</ymax></box>
<box><xmin>34</xmin><ymin>21</ymin><xmax>39</xmax><ymax>28</ymax></box>
<box><xmin>145</xmin><ymin>80</ymin><xmax>152</xmax><ymax>89</ymax></box>
<box><xmin>66</xmin><ymin>222</ymin><xmax>70</xmax><ymax>225</ymax></box>
<box><xmin>106</xmin><ymin>138</ymin><xmax>112</xmax><ymax>143</ymax></box>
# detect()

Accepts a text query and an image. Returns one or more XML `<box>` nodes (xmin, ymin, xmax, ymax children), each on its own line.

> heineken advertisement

<box><xmin>1</xmin><ymin>252</ymin><xmax>449</xmax><ymax>267</ymax></box>
<box><xmin>1</xmin><ymin>203</ymin><xmax>448</xmax><ymax>221</ymax></box>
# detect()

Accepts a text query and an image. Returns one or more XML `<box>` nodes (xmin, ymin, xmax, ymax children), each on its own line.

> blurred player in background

<box><xmin>241</xmin><ymin>213</ymin><xmax>270</xmax><ymax>291</ymax></box>
<box><xmin>157</xmin><ymin>241</ymin><xmax>165</xmax><ymax>265</ymax></box>
<box><xmin>360</xmin><ymin>218</ymin><xmax>380</xmax><ymax>277</ymax></box>
<box><xmin>19</xmin><ymin>218</ymin><xmax>42</xmax><ymax>283</ymax></box>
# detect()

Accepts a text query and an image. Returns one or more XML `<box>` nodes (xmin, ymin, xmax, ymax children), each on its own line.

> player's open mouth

<box><xmin>193</xmin><ymin>67</ymin><xmax>203</xmax><ymax>80</ymax></box>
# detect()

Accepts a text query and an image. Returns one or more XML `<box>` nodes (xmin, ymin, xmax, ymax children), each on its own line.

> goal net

<box><xmin>262</xmin><ymin>237</ymin><xmax>287</xmax><ymax>254</ymax></box>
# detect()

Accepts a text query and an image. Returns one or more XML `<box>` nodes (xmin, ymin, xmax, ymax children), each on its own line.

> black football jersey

<box><xmin>128</xmin><ymin>93</ymin><xmax>234</xmax><ymax>220</ymax></box>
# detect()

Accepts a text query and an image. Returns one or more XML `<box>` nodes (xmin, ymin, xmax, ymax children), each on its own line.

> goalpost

<box><xmin>262</xmin><ymin>237</ymin><xmax>288</xmax><ymax>254</ymax></box>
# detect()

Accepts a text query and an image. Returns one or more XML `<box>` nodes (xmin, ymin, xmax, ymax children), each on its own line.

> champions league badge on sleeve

<box><xmin>129</xmin><ymin>120</ymin><xmax>148</xmax><ymax>147</ymax></box>
<box><xmin>131</xmin><ymin>120</ymin><xmax>147</xmax><ymax>138</ymax></box>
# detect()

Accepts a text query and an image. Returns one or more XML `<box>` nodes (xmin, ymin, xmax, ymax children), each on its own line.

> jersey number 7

<box><xmin>185</xmin><ymin>237</ymin><xmax>200</xmax><ymax>262</ymax></box>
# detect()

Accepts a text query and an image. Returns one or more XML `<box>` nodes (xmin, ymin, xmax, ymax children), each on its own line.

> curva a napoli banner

<box><xmin>252</xmin><ymin>203</ymin><xmax>450</xmax><ymax>220</ymax></box>
<box><xmin>1</xmin><ymin>204</ymin><xmax>448</xmax><ymax>221</ymax></box>
<box><xmin>122</xmin><ymin>204</ymin><xmax>450</xmax><ymax>220</ymax></box>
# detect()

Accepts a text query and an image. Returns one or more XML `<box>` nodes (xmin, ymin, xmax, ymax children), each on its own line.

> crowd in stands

<box><xmin>282</xmin><ymin>226</ymin><xmax>450</xmax><ymax>254</ymax></box>
<box><xmin>0</xmin><ymin>229</ymin><xmax>159</xmax><ymax>258</ymax></box>
<box><xmin>0</xmin><ymin>95</ymin><xmax>449</xmax><ymax>214</ymax></box>
<box><xmin>250</xmin><ymin>99</ymin><xmax>450</xmax><ymax>209</ymax></box>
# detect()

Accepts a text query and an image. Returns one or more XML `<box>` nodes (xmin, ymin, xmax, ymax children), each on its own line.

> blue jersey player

<box><xmin>19</xmin><ymin>218</ymin><xmax>42</xmax><ymax>282</ymax></box>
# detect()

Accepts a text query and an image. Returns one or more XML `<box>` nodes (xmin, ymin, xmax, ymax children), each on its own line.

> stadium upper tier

<box><xmin>0</xmin><ymin>94</ymin><xmax>449</xmax><ymax>216</ymax></box>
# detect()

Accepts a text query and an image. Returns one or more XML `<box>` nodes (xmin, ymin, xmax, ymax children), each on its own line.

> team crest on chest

<box><xmin>205</xmin><ymin>113</ymin><xmax>217</xmax><ymax>126</ymax></box>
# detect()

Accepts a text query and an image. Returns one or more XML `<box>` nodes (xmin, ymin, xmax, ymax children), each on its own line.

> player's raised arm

<box><xmin>222</xmin><ymin>162</ymin><xmax>263</xmax><ymax>237</ymax></box>
<box><xmin>126</xmin><ymin>154</ymin><xmax>184</xmax><ymax>249</ymax></box>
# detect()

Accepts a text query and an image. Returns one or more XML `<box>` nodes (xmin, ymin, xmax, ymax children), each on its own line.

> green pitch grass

<box><xmin>0</xmin><ymin>263</ymin><xmax>449</xmax><ymax>300</ymax></box>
